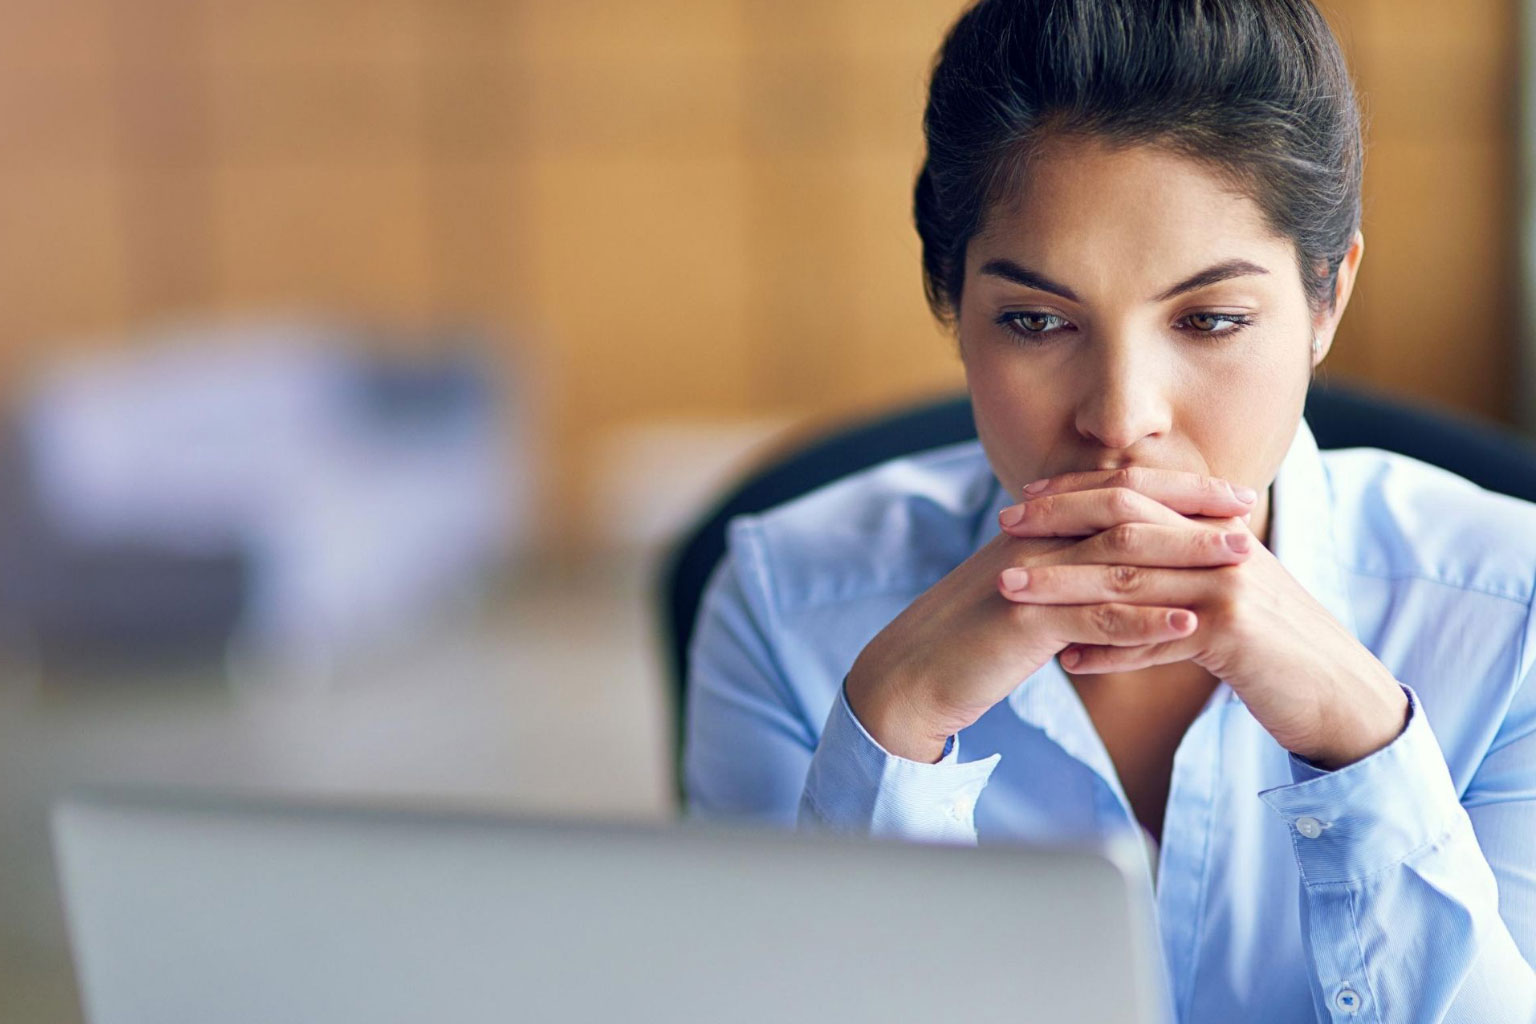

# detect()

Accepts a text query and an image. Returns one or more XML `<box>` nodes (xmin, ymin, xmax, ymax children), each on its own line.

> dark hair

<box><xmin>914</xmin><ymin>0</ymin><xmax>1363</xmax><ymax>324</ymax></box>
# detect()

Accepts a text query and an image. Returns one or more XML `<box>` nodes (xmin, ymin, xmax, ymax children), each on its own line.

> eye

<box><xmin>996</xmin><ymin>310</ymin><xmax>1073</xmax><ymax>344</ymax></box>
<box><xmin>1179</xmin><ymin>312</ymin><xmax>1254</xmax><ymax>336</ymax></box>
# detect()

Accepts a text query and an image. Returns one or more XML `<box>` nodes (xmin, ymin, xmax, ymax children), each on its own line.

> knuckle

<box><xmin>1107</xmin><ymin>467</ymin><xmax>1136</xmax><ymax>491</ymax></box>
<box><xmin>1208</xmin><ymin>599</ymin><xmax>1239</xmax><ymax>631</ymax></box>
<box><xmin>1011</xmin><ymin>600</ymin><xmax>1054</xmax><ymax>639</ymax></box>
<box><xmin>1192</xmin><ymin>570</ymin><xmax>1239</xmax><ymax>624</ymax></box>
<box><xmin>1090</xmin><ymin>604</ymin><xmax>1124</xmax><ymax>637</ymax></box>
<box><xmin>1105</xmin><ymin>522</ymin><xmax>1139</xmax><ymax>555</ymax></box>
<box><xmin>1106</xmin><ymin>486</ymin><xmax>1139</xmax><ymax>519</ymax></box>
<box><xmin>1214</xmin><ymin>565</ymin><xmax>1248</xmax><ymax>608</ymax></box>
<box><xmin>1106</xmin><ymin>563</ymin><xmax>1142</xmax><ymax>594</ymax></box>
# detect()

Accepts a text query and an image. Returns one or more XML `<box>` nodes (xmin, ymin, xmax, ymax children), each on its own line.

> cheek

<box><xmin>1184</xmin><ymin>346</ymin><xmax>1309</xmax><ymax>479</ymax></box>
<box><xmin>961</xmin><ymin>343</ymin><xmax>1051</xmax><ymax>430</ymax></box>
<box><xmin>963</xmin><ymin>362</ymin><xmax>1061</xmax><ymax>489</ymax></box>
<box><xmin>1180</xmin><ymin>325</ymin><xmax>1309</xmax><ymax>409</ymax></box>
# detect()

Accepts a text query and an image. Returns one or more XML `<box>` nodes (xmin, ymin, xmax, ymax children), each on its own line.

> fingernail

<box><xmin>1232</xmin><ymin>485</ymin><xmax>1257</xmax><ymax>503</ymax></box>
<box><xmin>999</xmin><ymin>505</ymin><xmax>1024</xmax><ymax>528</ymax></box>
<box><xmin>1000</xmin><ymin>567</ymin><xmax>1030</xmax><ymax>591</ymax></box>
<box><xmin>1168</xmin><ymin>610</ymin><xmax>1195</xmax><ymax>632</ymax></box>
<box><xmin>1022</xmin><ymin>479</ymin><xmax>1050</xmax><ymax>495</ymax></box>
<box><xmin>1060</xmin><ymin>647</ymin><xmax>1081</xmax><ymax>669</ymax></box>
<box><xmin>1225</xmin><ymin>532</ymin><xmax>1251</xmax><ymax>553</ymax></box>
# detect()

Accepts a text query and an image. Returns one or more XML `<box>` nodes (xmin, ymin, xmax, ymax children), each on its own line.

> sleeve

<box><xmin>1257</xmin><ymin>678</ymin><xmax>1536</xmax><ymax>1023</ymax></box>
<box><xmin>798</xmin><ymin>684</ymin><xmax>999</xmax><ymax>844</ymax></box>
<box><xmin>682</xmin><ymin>539</ymin><xmax>817</xmax><ymax>827</ymax></box>
<box><xmin>683</xmin><ymin>522</ymin><xmax>999</xmax><ymax>842</ymax></box>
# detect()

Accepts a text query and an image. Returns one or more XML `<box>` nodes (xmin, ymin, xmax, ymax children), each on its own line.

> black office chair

<box><xmin>657</xmin><ymin>380</ymin><xmax>1536</xmax><ymax>800</ymax></box>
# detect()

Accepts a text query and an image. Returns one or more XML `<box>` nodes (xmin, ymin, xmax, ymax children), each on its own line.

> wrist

<box><xmin>843</xmin><ymin>666</ymin><xmax>955</xmax><ymax>764</ymax></box>
<box><xmin>1297</xmin><ymin>679</ymin><xmax>1410</xmax><ymax>771</ymax></box>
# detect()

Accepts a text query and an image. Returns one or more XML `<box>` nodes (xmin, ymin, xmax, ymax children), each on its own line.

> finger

<box><xmin>1018</xmin><ymin>466</ymin><xmax>1258</xmax><ymax>518</ymax></box>
<box><xmin>1026</xmin><ymin>602</ymin><xmax>1199</xmax><ymax>648</ymax></box>
<box><xmin>998</xmin><ymin>563</ymin><xmax>1230</xmax><ymax>605</ymax></box>
<box><xmin>1067</xmin><ymin>521</ymin><xmax>1253</xmax><ymax>567</ymax></box>
<box><xmin>1058</xmin><ymin>636</ymin><xmax>1199</xmax><ymax>674</ymax></box>
<box><xmin>998</xmin><ymin>486</ymin><xmax>1189</xmax><ymax>538</ymax></box>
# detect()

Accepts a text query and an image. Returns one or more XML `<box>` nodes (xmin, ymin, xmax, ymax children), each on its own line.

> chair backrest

<box><xmin>656</xmin><ymin>380</ymin><xmax>1536</xmax><ymax>800</ymax></box>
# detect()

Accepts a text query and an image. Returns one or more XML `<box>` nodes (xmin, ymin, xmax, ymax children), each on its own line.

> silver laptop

<box><xmin>53</xmin><ymin>789</ymin><xmax>1172</xmax><ymax>1024</ymax></box>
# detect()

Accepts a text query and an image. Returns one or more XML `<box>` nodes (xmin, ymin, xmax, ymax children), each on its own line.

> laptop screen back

<box><xmin>53</xmin><ymin>791</ymin><xmax>1170</xmax><ymax>1024</ymax></box>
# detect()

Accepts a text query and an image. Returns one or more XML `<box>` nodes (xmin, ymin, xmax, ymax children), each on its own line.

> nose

<box><xmin>1072</xmin><ymin>336</ymin><xmax>1173</xmax><ymax>452</ymax></box>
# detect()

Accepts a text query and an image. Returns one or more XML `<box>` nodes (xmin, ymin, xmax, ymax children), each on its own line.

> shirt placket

<box><xmin>1154</xmin><ymin>694</ymin><xmax>1229</xmax><ymax>1022</ymax></box>
<box><xmin>1010</xmin><ymin>662</ymin><xmax>1231</xmax><ymax>1021</ymax></box>
<box><xmin>1006</xmin><ymin>661</ymin><xmax>1136</xmax><ymax>816</ymax></box>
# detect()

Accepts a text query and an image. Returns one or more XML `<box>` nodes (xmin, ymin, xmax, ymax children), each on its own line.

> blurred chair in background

<box><xmin>658</xmin><ymin>381</ymin><xmax>1536</xmax><ymax>799</ymax></box>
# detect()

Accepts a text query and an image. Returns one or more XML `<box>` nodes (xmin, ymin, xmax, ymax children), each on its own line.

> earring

<box><xmin>1311</xmin><ymin>334</ymin><xmax>1322</xmax><ymax>359</ymax></box>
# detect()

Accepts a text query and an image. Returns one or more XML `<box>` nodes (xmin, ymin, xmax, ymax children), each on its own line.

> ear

<box><xmin>1310</xmin><ymin>230</ymin><xmax>1365</xmax><ymax>367</ymax></box>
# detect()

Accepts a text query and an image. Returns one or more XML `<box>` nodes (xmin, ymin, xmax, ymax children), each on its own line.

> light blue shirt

<box><xmin>685</xmin><ymin>416</ymin><xmax>1536</xmax><ymax>1023</ymax></box>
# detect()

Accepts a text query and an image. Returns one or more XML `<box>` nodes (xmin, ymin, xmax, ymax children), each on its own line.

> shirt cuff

<box><xmin>798</xmin><ymin>683</ymin><xmax>1001</xmax><ymax>843</ymax></box>
<box><xmin>1257</xmin><ymin>683</ymin><xmax>1464</xmax><ymax>885</ymax></box>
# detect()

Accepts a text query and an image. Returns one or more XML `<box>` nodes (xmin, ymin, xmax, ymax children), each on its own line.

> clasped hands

<box><xmin>844</xmin><ymin>466</ymin><xmax>1408</xmax><ymax>770</ymax></box>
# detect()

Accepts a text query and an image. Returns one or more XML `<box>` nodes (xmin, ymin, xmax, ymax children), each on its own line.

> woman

<box><xmin>685</xmin><ymin>1</ymin><xmax>1536</xmax><ymax>1020</ymax></box>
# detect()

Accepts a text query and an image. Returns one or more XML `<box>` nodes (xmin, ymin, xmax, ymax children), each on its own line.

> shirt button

<box><xmin>1335</xmin><ymin>987</ymin><xmax>1362</xmax><ymax>1013</ymax></box>
<box><xmin>1296</xmin><ymin>815</ymin><xmax>1325</xmax><ymax>839</ymax></box>
<box><xmin>949</xmin><ymin>797</ymin><xmax>969</xmax><ymax>822</ymax></box>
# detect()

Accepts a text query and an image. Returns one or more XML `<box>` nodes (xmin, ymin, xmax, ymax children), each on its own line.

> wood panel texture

<box><xmin>0</xmin><ymin>0</ymin><xmax>1518</xmax><ymax>544</ymax></box>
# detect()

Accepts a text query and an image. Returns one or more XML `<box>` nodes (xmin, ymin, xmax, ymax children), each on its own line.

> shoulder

<box><xmin>723</xmin><ymin>440</ymin><xmax>999</xmax><ymax>615</ymax></box>
<box><xmin>1323</xmin><ymin>446</ymin><xmax>1536</xmax><ymax>604</ymax></box>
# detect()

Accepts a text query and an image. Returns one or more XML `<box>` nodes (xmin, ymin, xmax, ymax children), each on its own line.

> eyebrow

<box><xmin>977</xmin><ymin>257</ymin><xmax>1271</xmax><ymax>303</ymax></box>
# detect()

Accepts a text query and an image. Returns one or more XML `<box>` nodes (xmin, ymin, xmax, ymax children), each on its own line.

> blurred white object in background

<box><xmin>15</xmin><ymin>318</ymin><xmax>530</xmax><ymax>674</ymax></box>
<box><xmin>587</xmin><ymin>417</ymin><xmax>794</xmax><ymax>553</ymax></box>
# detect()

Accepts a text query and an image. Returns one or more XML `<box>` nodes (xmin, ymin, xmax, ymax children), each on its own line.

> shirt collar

<box><xmin>1268</xmin><ymin>415</ymin><xmax>1356</xmax><ymax>638</ymax></box>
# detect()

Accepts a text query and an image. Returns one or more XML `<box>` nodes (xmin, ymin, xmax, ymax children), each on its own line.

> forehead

<box><xmin>969</xmin><ymin>136</ymin><xmax>1293</xmax><ymax>277</ymax></box>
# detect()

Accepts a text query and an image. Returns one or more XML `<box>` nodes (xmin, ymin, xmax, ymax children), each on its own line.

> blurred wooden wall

<box><xmin>1317</xmin><ymin>0</ymin><xmax>1522</xmax><ymax>419</ymax></box>
<box><xmin>0</xmin><ymin>0</ymin><xmax>1520</xmax><ymax>547</ymax></box>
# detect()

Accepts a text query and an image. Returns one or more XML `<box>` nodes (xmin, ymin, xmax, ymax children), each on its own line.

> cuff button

<box><xmin>1295</xmin><ymin>815</ymin><xmax>1325</xmax><ymax>839</ymax></box>
<box><xmin>1334</xmin><ymin>987</ymin><xmax>1362</xmax><ymax>1013</ymax></box>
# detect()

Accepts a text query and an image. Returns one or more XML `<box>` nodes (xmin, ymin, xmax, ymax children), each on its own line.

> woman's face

<box><xmin>957</xmin><ymin>136</ymin><xmax>1363</xmax><ymax>546</ymax></box>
